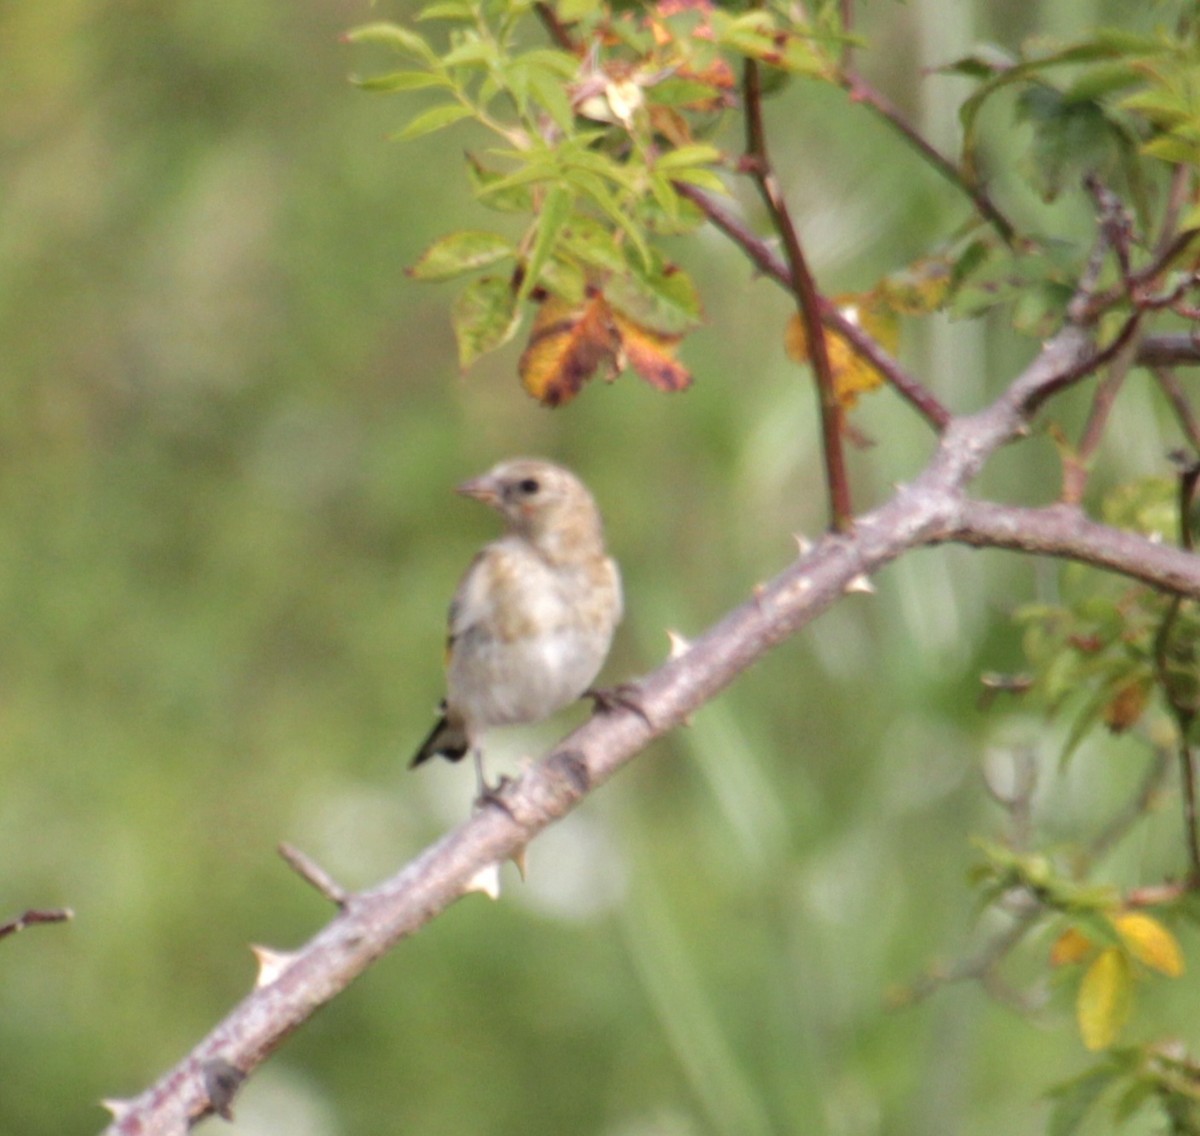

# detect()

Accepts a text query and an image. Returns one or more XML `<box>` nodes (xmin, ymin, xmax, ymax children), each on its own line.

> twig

<box><xmin>1155</xmin><ymin>367</ymin><xmax>1200</xmax><ymax>453</ymax></box>
<box><xmin>100</xmin><ymin>323</ymin><xmax>1200</xmax><ymax>1135</ymax></box>
<box><xmin>533</xmin><ymin>2</ymin><xmax>576</xmax><ymax>52</ymax></box>
<box><xmin>1061</xmin><ymin>329</ymin><xmax>1141</xmax><ymax>504</ymax></box>
<box><xmin>671</xmin><ymin>181</ymin><xmax>952</xmax><ymax>430</ymax></box>
<box><xmin>1151</xmin><ymin>458</ymin><xmax>1200</xmax><ymax>881</ymax></box>
<box><xmin>0</xmin><ymin>907</ymin><xmax>73</xmax><ymax>942</ymax></box>
<box><xmin>840</xmin><ymin>70</ymin><xmax>1017</xmax><ymax>246</ymax></box>
<box><xmin>1135</xmin><ymin>333</ymin><xmax>1200</xmax><ymax>368</ymax></box>
<box><xmin>278</xmin><ymin>843</ymin><xmax>351</xmax><ymax>908</ymax></box>
<box><xmin>740</xmin><ymin>54</ymin><xmax>852</xmax><ymax>530</ymax></box>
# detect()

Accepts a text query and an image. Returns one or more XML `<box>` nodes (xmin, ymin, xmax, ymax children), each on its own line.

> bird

<box><xmin>411</xmin><ymin>458</ymin><xmax>623</xmax><ymax>800</ymax></box>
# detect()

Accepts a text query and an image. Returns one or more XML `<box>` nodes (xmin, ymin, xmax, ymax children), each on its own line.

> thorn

<box><xmin>251</xmin><ymin>944</ymin><xmax>298</xmax><ymax>988</ymax></box>
<box><xmin>794</xmin><ymin>532</ymin><xmax>814</xmax><ymax>556</ymax></box>
<box><xmin>278</xmin><ymin>842</ymin><xmax>349</xmax><ymax>907</ymax></box>
<box><xmin>844</xmin><ymin>573</ymin><xmax>875</xmax><ymax>594</ymax></box>
<box><xmin>666</xmin><ymin>629</ymin><xmax>692</xmax><ymax>659</ymax></box>
<box><xmin>100</xmin><ymin>1098</ymin><xmax>135</xmax><ymax>1122</ymax></box>
<box><xmin>465</xmin><ymin>862</ymin><xmax>502</xmax><ymax>900</ymax></box>
<box><xmin>510</xmin><ymin>845</ymin><xmax>528</xmax><ymax>880</ymax></box>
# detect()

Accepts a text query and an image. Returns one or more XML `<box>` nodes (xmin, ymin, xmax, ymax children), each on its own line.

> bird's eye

<box><xmin>517</xmin><ymin>477</ymin><xmax>540</xmax><ymax>495</ymax></box>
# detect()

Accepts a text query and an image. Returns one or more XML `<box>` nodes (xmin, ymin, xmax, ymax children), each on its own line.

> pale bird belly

<box><xmin>448</xmin><ymin>624</ymin><xmax>608</xmax><ymax>730</ymax></box>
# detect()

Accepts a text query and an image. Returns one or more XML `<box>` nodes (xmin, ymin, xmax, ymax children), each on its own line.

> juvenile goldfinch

<box><xmin>411</xmin><ymin>458</ymin><xmax>623</xmax><ymax>797</ymax></box>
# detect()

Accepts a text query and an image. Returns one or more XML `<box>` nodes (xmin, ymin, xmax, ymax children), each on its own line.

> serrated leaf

<box><xmin>558</xmin><ymin>217</ymin><xmax>629</xmax><ymax>273</ymax></box>
<box><xmin>346</xmin><ymin>22</ymin><xmax>438</xmax><ymax>63</ymax></box>
<box><xmin>1078</xmin><ymin>948</ymin><xmax>1132</xmax><ymax>1051</ymax></box>
<box><xmin>606</xmin><ymin>259</ymin><xmax>703</xmax><ymax>335</ymax></box>
<box><xmin>654</xmin><ymin>143</ymin><xmax>723</xmax><ymax>172</ymax></box>
<box><xmin>452</xmin><ymin>275</ymin><xmax>519</xmax><ymax>368</ymax></box>
<box><xmin>353</xmin><ymin>70</ymin><xmax>451</xmax><ymax>93</ymax></box>
<box><xmin>1111</xmin><ymin>913</ymin><xmax>1185</xmax><ymax>977</ymax></box>
<box><xmin>441</xmin><ymin>37</ymin><xmax>497</xmax><ymax>69</ymax></box>
<box><xmin>518</xmin><ymin>184</ymin><xmax>573</xmax><ymax>304</ymax></box>
<box><xmin>418</xmin><ymin>0</ymin><xmax>474</xmax><ymax>20</ymax></box>
<box><xmin>611</xmin><ymin>310</ymin><xmax>692</xmax><ymax>392</ymax></box>
<box><xmin>466</xmin><ymin>154</ymin><xmax>536</xmax><ymax>213</ymax></box>
<box><xmin>394</xmin><ymin>103</ymin><xmax>475</xmax><ymax>141</ymax></box>
<box><xmin>409</xmin><ymin>230</ymin><xmax>515</xmax><ymax>281</ymax></box>
<box><xmin>665</xmin><ymin>165</ymin><xmax>728</xmax><ymax>195</ymax></box>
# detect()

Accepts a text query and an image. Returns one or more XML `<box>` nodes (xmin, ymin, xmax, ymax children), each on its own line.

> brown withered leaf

<box><xmin>519</xmin><ymin>293</ymin><xmax>622</xmax><ymax>407</ymax></box>
<box><xmin>519</xmin><ymin>290</ymin><xmax>695</xmax><ymax>406</ymax></box>
<box><xmin>612</xmin><ymin>310</ymin><xmax>693</xmax><ymax>392</ymax></box>
<box><xmin>1102</xmin><ymin>677</ymin><xmax>1150</xmax><ymax>733</ymax></box>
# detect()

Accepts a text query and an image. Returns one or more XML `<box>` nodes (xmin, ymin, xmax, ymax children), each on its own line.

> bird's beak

<box><xmin>456</xmin><ymin>474</ymin><xmax>501</xmax><ymax>506</ymax></box>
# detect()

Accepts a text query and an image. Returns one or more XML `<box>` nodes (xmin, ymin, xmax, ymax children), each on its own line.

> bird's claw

<box><xmin>474</xmin><ymin>774</ymin><xmax>517</xmax><ymax>819</ymax></box>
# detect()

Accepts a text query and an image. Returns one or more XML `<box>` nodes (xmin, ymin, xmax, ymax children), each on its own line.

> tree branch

<box><xmin>672</xmin><ymin>181</ymin><xmax>952</xmax><ymax>429</ymax></box>
<box><xmin>99</xmin><ymin>320</ymin><xmax>1200</xmax><ymax>1134</ymax></box>
<box><xmin>740</xmin><ymin>56</ymin><xmax>852</xmax><ymax>530</ymax></box>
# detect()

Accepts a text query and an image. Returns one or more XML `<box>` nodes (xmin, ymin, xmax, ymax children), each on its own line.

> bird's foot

<box><xmin>474</xmin><ymin>773</ymin><xmax>518</xmax><ymax>819</ymax></box>
<box><xmin>585</xmin><ymin>682</ymin><xmax>652</xmax><ymax>728</ymax></box>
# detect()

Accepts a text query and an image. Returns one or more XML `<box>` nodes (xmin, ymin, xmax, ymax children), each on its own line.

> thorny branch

<box><xmin>98</xmin><ymin>20</ymin><xmax>1200</xmax><ymax>1135</ymax></box>
<box><xmin>101</xmin><ymin>305</ymin><xmax>1200</xmax><ymax>1133</ymax></box>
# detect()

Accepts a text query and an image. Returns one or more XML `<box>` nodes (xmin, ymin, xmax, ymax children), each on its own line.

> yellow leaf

<box><xmin>784</xmin><ymin>294</ymin><xmax>899</xmax><ymax>410</ymax></box>
<box><xmin>1077</xmin><ymin>948</ymin><xmax>1132</xmax><ymax>1051</ymax></box>
<box><xmin>1050</xmin><ymin>927</ymin><xmax>1093</xmax><ymax>967</ymax></box>
<box><xmin>1111</xmin><ymin>912</ymin><xmax>1185</xmax><ymax>977</ymax></box>
<box><xmin>1102</xmin><ymin>678</ymin><xmax>1150</xmax><ymax>734</ymax></box>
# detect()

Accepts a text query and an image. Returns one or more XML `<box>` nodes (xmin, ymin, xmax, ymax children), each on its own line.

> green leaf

<box><xmin>466</xmin><ymin>153</ymin><xmax>535</xmax><ymax>213</ymax></box>
<box><xmin>1047</xmin><ymin>1063</ymin><xmax>1118</xmax><ymax>1136</ymax></box>
<box><xmin>558</xmin><ymin>216</ymin><xmax>628</xmax><ymax>273</ymax></box>
<box><xmin>557</xmin><ymin>0</ymin><xmax>602</xmax><ymax>20</ymax></box>
<box><xmin>1016</xmin><ymin>83</ymin><xmax>1118</xmax><ymax>202</ymax></box>
<box><xmin>352</xmin><ymin>70</ymin><xmax>451</xmax><ymax>93</ymax></box>
<box><xmin>654</xmin><ymin>143</ymin><xmax>723</xmax><ymax>172</ymax></box>
<box><xmin>647</xmin><ymin>77</ymin><xmax>730</xmax><ymax>108</ymax></box>
<box><xmin>393</xmin><ymin>103</ymin><xmax>475</xmax><ymax>141</ymax></box>
<box><xmin>563</xmin><ymin>168</ymin><xmax>651</xmax><ymax>267</ymax></box>
<box><xmin>441</xmin><ymin>36</ymin><xmax>498</xmax><ymax>70</ymax></box>
<box><xmin>606</xmin><ymin>257</ymin><xmax>703</xmax><ymax>335</ymax></box>
<box><xmin>523</xmin><ymin>60</ymin><xmax>577</xmax><ymax>134</ymax></box>
<box><xmin>418</xmin><ymin>0</ymin><xmax>474</xmax><ymax>20</ymax></box>
<box><xmin>452</xmin><ymin>275</ymin><xmax>520</xmax><ymax>368</ymax></box>
<box><xmin>408</xmin><ymin>230</ymin><xmax>515</xmax><ymax>281</ymax></box>
<box><xmin>664</xmin><ymin>165</ymin><xmax>728</xmax><ymax>195</ymax></box>
<box><xmin>518</xmin><ymin>184</ymin><xmax>573</xmax><ymax>304</ymax></box>
<box><xmin>345</xmin><ymin>22</ymin><xmax>438</xmax><ymax>64</ymax></box>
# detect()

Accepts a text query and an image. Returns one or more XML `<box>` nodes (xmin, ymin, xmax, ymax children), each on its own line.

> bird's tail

<box><xmin>410</xmin><ymin>702</ymin><xmax>470</xmax><ymax>767</ymax></box>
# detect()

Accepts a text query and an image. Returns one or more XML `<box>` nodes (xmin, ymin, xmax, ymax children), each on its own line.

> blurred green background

<box><xmin>2</xmin><ymin>1</ymin><xmax>1195</xmax><ymax>1134</ymax></box>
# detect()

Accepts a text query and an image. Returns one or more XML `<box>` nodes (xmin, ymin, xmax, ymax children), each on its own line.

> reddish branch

<box><xmin>672</xmin><ymin>181</ymin><xmax>953</xmax><ymax>430</ymax></box>
<box><xmin>0</xmin><ymin>907</ymin><xmax>72</xmax><ymax>942</ymax></box>
<box><xmin>740</xmin><ymin>56</ymin><xmax>852</xmax><ymax>530</ymax></box>
<box><xmin>839</xmin><ymin>70</ymin><xmax>1017</xmax><ymax>246</ymax></box>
